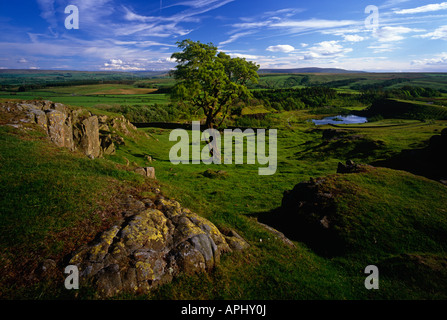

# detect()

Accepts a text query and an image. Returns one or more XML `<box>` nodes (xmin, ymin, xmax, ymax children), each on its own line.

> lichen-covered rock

<box><xmin>0</xmin><ymin>100</ymin><xmax>132</xmax><ymax>159</ymax></box>
<box><xmin>222</xmin><ymin>229</ymin><xmax>253</xmax><ymax>251</ymax></box>
<box><xmin>68</xmin><ymin>197</ymin><xmax>249</xmax><ymax>298</ymax></box>
<box><xmin>110</xmin><ymin>115</ymin><xmax>137</xmax><ymax>135</ymax></box>
<box><xmin>46</xmin><ymin>109</ymin><xmax>75</xmax><ymax>150</ymax></box>
<box><xmin>134</xmin><ymin>167</ymin><xmax>156</xmax><ymax>179</ymax></box>
<box><xmin>73</xmin><ymin>116</ymin><xmax>101</xmax><ymax>159</ymax></box>
<box><xmin>100</xmin><ymin>134</ymin><xmax>116</xmax><ymax>155</ymax></box>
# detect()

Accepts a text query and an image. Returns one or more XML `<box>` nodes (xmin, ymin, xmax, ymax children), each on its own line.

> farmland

<box><xmin>1</xmin><ymin>69</ymin><xmax>447</xmax><ymax>300</ymax></box>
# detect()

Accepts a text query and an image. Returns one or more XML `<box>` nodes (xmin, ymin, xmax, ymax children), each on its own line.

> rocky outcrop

<box><xmin>68</xmin><ymin>196</ymin><xmax>249</xmax><ymax>298</ymax></box>
<box><xmin>373</xmin><ymin>129</ymin><xmax>447</xmax><ymax>181</ymax></box>
<box><xmin>337</xmin><ymin>159</ymin><xmax>373</xmax><ymax>174</ymax></box>
<box><xmin>1</xmin><ymin>100</ymin><xmax>251</xmax><ymax>298</ymax></box>
<box><xmin>73</xmin><ymin>115</ymin><xmax>101</xmax><ymax>158</ymax></box>
<box><xmin>0</xmin><ymin>100</ymin><xmax>137</xmax><ymax>158</ymax></box>
<box><xmin>257</xmin><ymin>175</ymin><xmax>339</xmax><ymax>256</ymax></box>
<box><xmin>135</xmin><ymin>167</ymin><xmax>156</xmax><ymax>179</ymax></box>
<box><xmin>259</xmin><ymin>161</ymin><xmax>374</xmax><ymax>256</ymax></box>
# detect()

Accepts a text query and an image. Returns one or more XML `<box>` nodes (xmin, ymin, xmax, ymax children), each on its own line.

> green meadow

<box><xmin>1</xmin><ymin>71</ymin><xmax>447</xmax><ymax>299</ymax></box>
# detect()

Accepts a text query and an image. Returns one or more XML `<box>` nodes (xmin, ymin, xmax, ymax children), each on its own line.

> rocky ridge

<box><xmin>1</xmin><ymin>100</ymin><xmax>135</xmax><ymax>158</ymax></box>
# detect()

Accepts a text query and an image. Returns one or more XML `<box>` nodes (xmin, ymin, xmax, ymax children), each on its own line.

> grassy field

<box><xmin>101</xmin><ymin>109</ymin><xmax>447</xmax><ymax>299</ymax></box>
<box><xmin>0</xmin><ymin>124</ymin><xmax>154</xmax><ymax>298</ymax></box>
<box><xmin>254</xmin><ymin>72</ymin><xmax>447</xmax><ymax>92</ymax></box>
<box><xmin>1</xmin><ymin>71</ymin><xmax>447</xmax><ymax>300</ymax></box>
<box><xmin>0</xmin><ymin>85</ymin><xmax>170</xmax><ymax>109</ymax></box>
<box><xmin>0</xmin><ymin>69</ymin><xmax>168</xmax><ymax>86</ymax></box>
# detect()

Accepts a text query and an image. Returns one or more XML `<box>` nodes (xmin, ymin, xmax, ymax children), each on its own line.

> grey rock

<box><xmin>68</xmin><ymin>198</ymin><xmax>247</xmax><ymax>298</ymax></box>
<box><xmin>134</xmin><ymin>167</ymin><xmax>156</xmax><ymax>179</ymax></box>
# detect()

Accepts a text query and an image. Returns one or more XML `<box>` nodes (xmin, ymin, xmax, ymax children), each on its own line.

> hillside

<box><xmin>0</xmin><ymin>101</ymin><xmax>248</xmax><ymax>299</ymax></box>
<box><xmin>1</xmin><ymin>98</ymin><xmax>447</xmax><ymax>299</ymax></box>
<box><xmin>258</xmin><ymin>67</ymin><xmax>365</xmax><ymax>74</ymax></box>
<box><xmin>362</xmin><ymin>98</ymin><xmax>447</xmax><ymax>120</ymax></box>
<box><xmin>260</xmin><ymin>164</ymin><xmax>447</xmax><ymax>297</ymax></box>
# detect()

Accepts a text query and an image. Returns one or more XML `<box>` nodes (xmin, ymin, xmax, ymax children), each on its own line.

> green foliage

<box><xmin>351</xmin><ymin>78</ymin><xmax>412</xmax><ymax>91</ymax></box>
<box><xmin>253</xmin><ymin>87</ymin><xmax>337</xmax><ymax>110</ymax></box>
<box><xmin>365</xmin><ymin>98</ymin><xmax>447</xmax><ymax>120</ymax></box>
<box><xmin>170</xmin><ymin>39</ymin><xmax>259</xmax><ymax>128</ymax></box>
<box><xmin>106</xmin><ymin>103</ymin><xmax>185</xmax><ymax>123</ymax></box>
<box><xmin>234</xmin><ymin>113</ymin><xmax>275</xmax><ymax>128</ymax></box>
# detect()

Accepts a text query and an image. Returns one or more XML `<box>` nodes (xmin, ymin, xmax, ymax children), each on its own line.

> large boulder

<box><xmin>45</xmin><ymin>109</ymin><xmax>74</xmax><ymax>151</ymax></box>
<box><xmin>74</xmin><ymin>116</ymin><xmax>101</xmax><ymax>159</ymax></box>
<box><xmin>68</xmin><ymin>197</ymin><xmax>249</xmax><ymax>298</ymax></box>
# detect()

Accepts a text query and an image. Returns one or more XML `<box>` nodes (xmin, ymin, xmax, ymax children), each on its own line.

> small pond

<box><xmin>311</xmin><ymin>115</ymin><xmax>368</xmax><ymax>125</ymax></box>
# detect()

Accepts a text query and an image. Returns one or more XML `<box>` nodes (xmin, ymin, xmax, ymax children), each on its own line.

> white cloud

<box><xmin>376</xmin><ymin>26</ymin><xmax>418</xmax><ymax>42</ymax></box>
<box><xmin>232</xmin><ymin>21</ymin><xmax>271</xmax><ymax>29</ymax></box>
<box><xmin>110</xmin><ymin>40</ymin><xmax>176</xmax><ymax>47</ymax></box>
<box><xmin>228</xmin><ymin>53</ymin><xmax>260</xmax><ymax>60</ymax></box>
<box><xmin>304</xmin><ymin>41</ymin><xmax>352</xmax><ymax>60</ymax></box>
<box><xmin>219</xmin><ymin>31</ymin><xmax>253</xmax><ymax>46</ymax></box>
<box><xmin>70</xmin><ymin>0</ymin><xmax>115</xmax><ymax>26</ymax></box>
<box><xmin>368</xmin><ymin>43</ymin><xmax>398</xmax><ymax>53</ymax></box>
<box><xmin>395</xmin><ymin>2</ymin><xmax>447</xmax><ymax>14</ymax></box>
<box><xmin>168</xmin><ymin>0</ymin><xmax>235</xmax><ymax>9</ymax></box>
<box><xmin>102</xmin><ymin>58</ymin><xmax>146</xmax><ymax>71</ymax></box>
<box><xmin>343</xmin><ymin>34</ymin><xmax>365</xmax><ymax>42</ymax></box>
<box><xmin>36</xmin><ymin>0</ymin><xmax>57</xmax><ymax>27</ymax></box>
<box><xmin>412</xmin><ymin>52</ymin><xmax>447</xmax><ymax>65</ymax></box>
<box><xmin>266</xmin><ymin>45</ymin><xmax>295</xmax><ymax>53</ymax></box>
<box><xmin>231</xmin><ymin>17</ymin><xmax>358</xmax><ymax>39</ymax></box>
<box><xmin>271</xmin><ymin>18</ymin><xmax>357</xmax><ymax>30</ymax></box>
<box><xmin>121</xmin><ymin>1</ymin><xmax>239</xmax><ymax>38</ymax></box>
<box><xmin>417</xmin><ymin>25</ymin><xmax>447</xmax><ymax>40</ymax></box>
<box><xmin>380</xmin><ymin>0</ymin><xmax>411</xmax><ymax>9</ymax></box>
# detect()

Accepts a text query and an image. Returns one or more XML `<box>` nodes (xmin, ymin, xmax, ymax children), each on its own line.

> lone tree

<box><xmin>170</xmin><ymin>39</ymin><xmax>260</xmax><ymax>129</ymax></box>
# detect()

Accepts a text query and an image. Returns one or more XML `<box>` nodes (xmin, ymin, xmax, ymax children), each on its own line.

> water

<box><xmin>311</xmin><ymin>115</ymin><xmax>368</xmax><ymax>125</ymax></box>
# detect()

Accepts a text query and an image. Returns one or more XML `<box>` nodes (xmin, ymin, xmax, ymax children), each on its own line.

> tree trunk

<box><xmin>205</xmin><ymin>112</ymin><xmax>214</xmax><ymax>129</ymax></box>
<box><xmin>204</xmin><ymin>112</ymin><xmax>221</xmax><ymax>163</ymax></box>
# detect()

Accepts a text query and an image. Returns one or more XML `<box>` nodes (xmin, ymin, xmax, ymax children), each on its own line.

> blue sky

<box><xmin>1</xmin><ymin>0</ymin><xmax>447</xmax><ymax>71</ymax></box>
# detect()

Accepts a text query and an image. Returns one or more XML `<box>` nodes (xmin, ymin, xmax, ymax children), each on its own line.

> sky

<box><xmin>1</xmin><ymin>0</ymin><xmax>447</xmax><ymax>72</ymax></box>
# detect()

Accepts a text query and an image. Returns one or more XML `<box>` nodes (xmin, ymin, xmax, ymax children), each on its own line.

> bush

<box><xmin>108</xmin><ymin>103</ymin><xmax>183</xmax><ymax>123</ymax></box>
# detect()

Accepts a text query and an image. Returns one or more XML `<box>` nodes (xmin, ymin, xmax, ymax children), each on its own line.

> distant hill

<box><xmin>362</xmin><ymin>98</ymin><xmax>447</xmax><ymax>120</ymax></box>
<box><xmin>0</xmin><ymin>69</ymin><xmax>169</xmax><ymax>86</ymax></box>
<box><xmin>258</xmin><ymin>67</ymin><xmax>365</xmax><ymax>74</ymax></box>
